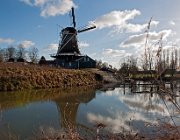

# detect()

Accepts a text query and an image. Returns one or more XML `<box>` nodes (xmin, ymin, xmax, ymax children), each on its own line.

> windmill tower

<box><xmin>54</xmin><ymin>88</ymin><xmax>96</xmax><ymax>129</ymax></box>
<box><xmin>51</xmin><ymin>7</ymin><xmax>96</xmax><ymax>69</ymax></box>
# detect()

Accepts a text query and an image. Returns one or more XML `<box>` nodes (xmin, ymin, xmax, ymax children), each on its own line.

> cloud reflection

<box><xmin>86</xmin><ymin>86</ymin><xmax>180</xmax><ymax>134</ymax></box>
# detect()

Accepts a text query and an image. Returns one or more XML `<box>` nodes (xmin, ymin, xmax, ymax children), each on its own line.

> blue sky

<box><xmin>0</xmin><ymin>0</ymin><xmax>180</xmax><ymax>68</ymax></box>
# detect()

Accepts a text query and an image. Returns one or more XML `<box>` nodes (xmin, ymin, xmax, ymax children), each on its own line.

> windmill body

<box><xmin>51</xmin><ymin>8</ymin><xmax>96</xmax><ymax>69</ymax></box>
<box><xmin>57</xmin><ymin>27</ymin><xmax>80</xmax><ymax>55</ymax></box>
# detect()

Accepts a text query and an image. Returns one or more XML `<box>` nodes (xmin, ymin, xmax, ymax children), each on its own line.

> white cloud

<box><xmin>91</xmin><ymin>9</ymin><xmax>140</xmax><ymax>29</ymax></box>
<box><xmin>87</xmin><ymin>111</ymin><xmax>157</xmax><ymax>133</ymax></box>
<box><xmin>113</xmin><ymin>29</ymin><xmax>173</xmax><ymax>61</ymax></box>
<box><xmin>102</xmin><ymin>49</ymin><xmax>127</xmax><ymax>57</ymax></box>
<box><xmin>90</xmin><ymin>10</ymin><xmax>159</xmax><ymax>34</ymax></box>
<box><xmin>44</xmin><ymin>43</ymin><xmax>58</xmax><ymax>51</ymax></box>
<box><xmin>123</xmin><ymin>20</ymin><xmax>159</xmax><ymax>33</ymax></box>
<box><xmin>122</xmin><ymin>34</ymin><xmax>145</xmax><ymax>47</ymax></box>
<box><xmin>0</xmin><ymin>38</ymin><xmax>15</xmax><ymax>44</ymax></box>
<box><xmin>20</xmin><ymin>0</ymin><xmax>33</xmax><ymax>6</ymax></box>
<box><xmin>86</xmin><ymin>87</ymin><xmax>177</xmax><ymax>133</ymax></box>
<box><xmin>163</xmin><ymin>39</ymin><xmax>180</xmax><ymax>50</ymax></box>
<box><xmin>87</xmin><ymin>112</ymin><xmax>132</xmax><ymax>133</ymax></box>
<box><xmin>123</xmin><ymin>23</ymin><xmax>147</xmax><ymax>33</ymax></box>
<box><xmin>34</xmin><ymin>0</ymin><xmax>48</xmax><ymax>6</ymax></box>
<box><xmin>20</xmin><ymin>0</ymin><xmax>76</xmax><ymax>17</ymax></box>
<box><xmin>169</xmin><ymin>20</ymin><xmax>175</xmax><ymax>26</ymax></box>
<box><xmin>121</xmin><ymin>30</ymin><xmax>172</xmax><ymax>47</ymax></box>
<box><xmin>78</xmin><ymin>41</ymin><xmax>89</xmax><ymax>48</ymax></box>
<box><xmin>20</xmin><ymin>40</ymin><xmax>35</xmax><ymax>48</ymax></box>
<box><xmin>41</xmin><ymin>0</ymin><xmax>75</xmax><ymax>17</ymax></box>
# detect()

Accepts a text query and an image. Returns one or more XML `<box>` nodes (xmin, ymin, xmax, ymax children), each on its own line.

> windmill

<box><xmin>51</xmin><ymin>7</ymin><xmax>96</xmax><ymax>58</ymax></box>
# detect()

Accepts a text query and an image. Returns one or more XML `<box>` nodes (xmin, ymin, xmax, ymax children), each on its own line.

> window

<box><xmin>69</xmin><ymin>62</ymin><xmax>71</xmax><ymax>66</ymax></box>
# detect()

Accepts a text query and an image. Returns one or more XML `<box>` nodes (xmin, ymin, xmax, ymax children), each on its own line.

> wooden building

<box><xmin>52</xmin><ymin>55</ymin><xmax>96</xmax><ymax>69</ymax></box>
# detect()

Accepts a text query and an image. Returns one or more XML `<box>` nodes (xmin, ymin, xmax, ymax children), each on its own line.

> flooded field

<box><xmin>0</xmin><ymin>82</ymin><xmax>180</xmax><ymax>139</ymax></box>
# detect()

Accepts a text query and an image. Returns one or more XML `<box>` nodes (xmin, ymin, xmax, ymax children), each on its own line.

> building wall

<box><xmin>55</xmin><ymin>55</ymin><xmax>96</xmax><ymax>69</ymax></box>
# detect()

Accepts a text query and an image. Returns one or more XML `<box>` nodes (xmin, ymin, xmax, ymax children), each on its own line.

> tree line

<box><xmin>0</xmin><ymin>45</ymin><xmax>39</xmax><ymax>63</ymax></box>
<box><xmin>118</xmin><ymin>46</ymin><xmax>180</xmax><ymax>77</ymax></box>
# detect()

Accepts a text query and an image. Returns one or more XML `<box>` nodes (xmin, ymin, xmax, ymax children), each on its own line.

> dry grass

<box><xmin>31</xmin><ymin>121</ymin><xmax>180</xmax><ymax>140</ymax></box>
<box><xmin>153</xmin><ymin>123</ymin><xmax>180</xmax><ymax>140</ymax></box>
<box><xmin>0</xmin><ymin>63</ymin><xmax>100</xmax><ymax>91</ymax></box>
<box><xmin>1</xmin><ymin>121</ymin><xmax>179</xmax><ymax>140</ymax></box>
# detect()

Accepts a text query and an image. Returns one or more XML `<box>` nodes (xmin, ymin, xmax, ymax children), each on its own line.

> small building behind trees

<box><xmin>7</xmin><ymin>57</ymin><xmax>26</xmax><ymax>63</ymax></box>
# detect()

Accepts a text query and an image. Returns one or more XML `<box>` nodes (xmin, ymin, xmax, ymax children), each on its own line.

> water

<box><xmin>0</xmin><ymin>83</ymin><xmax>179</xmax><ymax>139</ymax></box>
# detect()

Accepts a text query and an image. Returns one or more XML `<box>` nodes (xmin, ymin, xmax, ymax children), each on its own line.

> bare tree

<box><xmin>143</xmin><ymin>17</ymin><xmax>153</xmax><ymax>70</ymax></box>
<box><xmin>102</xmin><ymin>62</ymin><xmax>108</xmax><ymax>68</ymax></box>
<box><xmin>179</xmin><ymin>48</ymin><xmax>180</xmax><ymax>68</ymax></box>
<box><xmin>119</xmin><ymin>56</ymin><xmax>138</xmax><ymax>77</ymax></box>
<box><xmin>28</xmin><ymin>47</ymin><xmax>39</xmax><ymax>63</ymax></box>
<box><xmin>166</xmin><ymin>49</ymin><xmax>170</xmax><ymax>68</ymax></box>
<box><xmin>118</xmin><ymin>62</ymin><xmax>129</xmax><ymax>77</ymax></box>
<box><xmin>96</xmin><ymin>59</ymin><xmax>103</xmax><ymax>69</ymax></box>
<box><xmin>5</xmin><ymin>46</ymin><xmax>16</xmax><ymax>60</ymax></box>
<box><xmin>174</xmin><ymin>48</ymin><xmax>178</xmax><ymax>69</ymax></box>
<box><xmin>170</xmin><ymin>47</ymin><xmax>175</xmax><ymax>69</ymax></box>
<box><xmin>0</xmin><ymin>48</ymin><xmax>5</xmax><ymax>62</ymax></box>
<box><xmin>16</xmin><ymin>44</ymin><xmax>26</xmax><ymax>60</ymax></box>
<box><xmin>147</xmin><ymin>47</ymin><xmax>154</xmax><ymax>70</ymax></box>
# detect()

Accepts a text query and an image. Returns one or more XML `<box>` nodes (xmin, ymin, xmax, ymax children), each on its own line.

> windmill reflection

<box><xmin>0</xmin><ymin>87</ymin><xmax>96</xmax><ymax>130</ymax></box>
<box><xmin>0</xmin><ymin>87</ymin><xmax>96</xmax><ymax>139</ymax></box>
<box><xmin>0</xmin><ymin>87</ymin><xmax>95</xmax><ymax>128</ymax></box>
<box><xmin>54</xmin><ymin>88</ymin><xmax>96</xmax><ymax>129</ymax></box>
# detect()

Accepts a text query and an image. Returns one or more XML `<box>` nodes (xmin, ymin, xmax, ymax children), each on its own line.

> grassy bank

<box><xmin>0</xmin><ymin>63</ymin><xmax>102</xmax><ymax>91</ymax></box>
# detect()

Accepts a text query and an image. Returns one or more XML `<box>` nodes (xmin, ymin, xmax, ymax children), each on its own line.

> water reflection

<box><xmin>54</xmin><ymin>88</ymin><xmax>95</xmax><ymax>128</ymax></box>
<box><xmin>0</xmin><ymin>88</ymin><xmax>95</xmax><ymax>110</ymax></box>
<box><xmin>122</xmin><ymin>80</ymin><xmax>180</xmax><ymax>95</ymax></box>
<box><xmin>0</xmin><ymin>83</ymin><xmax>179</xmax><ymax>139</ymax></box>
<box><xmin>87</xmin><ymin>83</ymin><xmax>180</xmax><ymax>134</ymax></box>
<box><xmin>0</xmin><ymin>87</ymin><xmax>96</xmax><ymax>139</ymax></box>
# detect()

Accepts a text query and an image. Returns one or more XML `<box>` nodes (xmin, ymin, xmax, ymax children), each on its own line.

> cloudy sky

<box><xmin>0</xmin><ymin>0</ymin><xmax>180</xmax><ymax>68</ymax></box>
